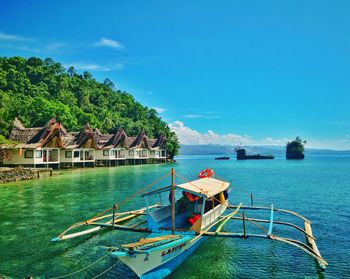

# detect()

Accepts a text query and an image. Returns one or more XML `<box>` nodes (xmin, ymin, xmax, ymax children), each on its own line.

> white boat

<box><xmin>112</xmin><ymin>171</ymin><xmax>230</xmax><ymax>278</ymax></box>
<box><xmin>52</xmin><ymin>168</ymin><xmax>328</xmax><ymax>278</ymax></box>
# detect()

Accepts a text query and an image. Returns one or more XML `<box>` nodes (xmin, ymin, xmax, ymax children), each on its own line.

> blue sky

<box><xmin>1</xmin><ymin>0</ymin><xmax>350</xmax><ymax>149</ymax></box>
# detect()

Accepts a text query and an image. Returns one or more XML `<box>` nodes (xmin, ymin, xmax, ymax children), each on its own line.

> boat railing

<box><xmin>201</xmin><ymin>203</ymin><xmax>227</xmax><ymax>229</ymax></box>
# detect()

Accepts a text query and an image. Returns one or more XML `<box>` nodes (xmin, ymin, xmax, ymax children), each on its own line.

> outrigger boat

<box><xmin>52</xmin><ymin>168</ymin><xmax>328</xmax><ymax>278</ymax></box>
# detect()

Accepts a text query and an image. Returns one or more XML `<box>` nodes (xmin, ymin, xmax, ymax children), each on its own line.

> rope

<box><xmin>114</xmin><ymin>173</ymin><xmax>170</xmax><ymax>209</ymax></box>
<box><xmin>87</xmin><ymin>173</ymin><xmax>170</xmax><ymax>222</ymax></box>
<box><xmin>236</xmin><ymin>211</ymin><xmax>269</xmax><ymax>234</ymax></box>
<box><xmin>49</xmin><ymin>250</ymin><xmax>113</xmax><ymax>279</ymax></box>
<box><xmin>215</xmin><ymin>175</ymin><xmax>271</xmax><ymax>205</ymax></box>
<box><xmin>58</xmin><ymin>173</ymin><xmax>170</xmax><ymax>240</ymax></box>
<box><xmin>91</xmin><ymin>261</ymin><xmax>120</xmax><ymax>279</ymax></box>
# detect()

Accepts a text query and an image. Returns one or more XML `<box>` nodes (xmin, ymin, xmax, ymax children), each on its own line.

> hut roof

<box><xmin>102</xmin><ymin>128</ymin><xmax>128</xmax><ymax>149</ymax></box>
<box><xmin>74</xmin><ymin>123</ymin><xmax>100</xmax><ymax>149</ymax></box>
<box><xmin>96</xmin><ymin>133</ymin><xmax>112</xmax><ymax>147</ymax></box>
<box><xmin>13</xmin><ymin>117</ymin><xmax>26</xmax><ymax>131</ymax></box>
<box><xmin>76</xmin><ymin>123</ymin><xmax>92</xmax><ymax>143</ymax></box>
<box><xmin>149</xmin><ymin>135</ymin><xmax>166</xmax><ymax>150</ymax></box>
<box><xmin>125</xmin><ymin>137</ymin><xmax>136</xmax><ymax>148</ymax></box>
<box><xmin>5</xmin><ymin>119</ymin><xmax>167</xmax><ymax>152</ymax></box>
<box><xmin>8</xmin><ymin>118</ymin><xmax>65</xmax><ymax>148</ymax></box>
<box><xmin>94</xmin><ymin>128</ymin><xmax>103</xmax><ymax>137</ymax></box>
<box><xmin>128</xmin><ymin>130</ymin><xmax>150</xmax><ymax>149</ymax></box>
<box><xmin>9</xmin><ymin>127</ymin><xmax>41</xmax><ymax>143</ymax></box>
<box><xmin>61</xmin><ymin>132</ymin><xmax>78</xmax><ymax>149</ymax></box>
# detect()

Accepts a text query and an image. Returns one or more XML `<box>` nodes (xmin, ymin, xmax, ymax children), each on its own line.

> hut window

<box><xmin>73</xmin><ymin>151</ymin><xmax>80</xmax><ymax>158</ymax></box>
<box><xmin>103</xmin><ymin>150</ymin><xmax>109</xmax><ymax>156</ymax></box>
<box><xmin>129</xmin><ymin>150</ymin><xmax>134</xmax><ymax>156</ymax></box>
<box><xmin>65</xmin><ymin>151</ymin><xmax>72</xmax><ymax>158</ymax></box>
<box><xmin>150</xmin><ymin>151</ymin><xmax>155</xmax><ymax>156</ymax></box>
<box><xmin>111</xmin><ymin>150</ymin><xmax>116</xmax><ymax>156</ymax></box>
<box><xmin>35</xmin><ymin>150</ymin><xmax>42</xmax><ymax>158</ymax></box>
<box><xmin>142</xmin><ymin>150</ymin><xmax>147</xmax><ymax>155</ymax></box>
<box><xmin>24</xmin><ymin>150</ymin><xmax>33</xmax><ymax>158</ymax></box>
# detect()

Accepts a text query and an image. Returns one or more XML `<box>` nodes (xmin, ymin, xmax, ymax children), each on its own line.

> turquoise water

<box><xmin>0</xmin><ymin>154</ymin><xmax>349</xmax><ymax>278</ymax></box>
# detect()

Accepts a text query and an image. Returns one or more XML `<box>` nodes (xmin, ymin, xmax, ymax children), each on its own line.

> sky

<box><xmin>0</xmin><ymin>0</ymin><xmax>350</xmax><ymax>149</ymax></box>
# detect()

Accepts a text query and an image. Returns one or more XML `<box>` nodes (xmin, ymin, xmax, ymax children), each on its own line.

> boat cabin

<box><xmin>142</xmin><ymin>177</ymin><xmax>230</xmax><ymax>233</ymax></box>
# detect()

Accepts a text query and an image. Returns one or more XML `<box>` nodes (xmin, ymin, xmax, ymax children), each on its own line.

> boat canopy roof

<box><xmin>142</xmin><ymin>177</ymin><xmax>230</xmax><ymax>198</ymax></box>
<box><xmin>176</xmin><ymin>177</ymin><xmax>229</xmax><ymax>198</ymax></box>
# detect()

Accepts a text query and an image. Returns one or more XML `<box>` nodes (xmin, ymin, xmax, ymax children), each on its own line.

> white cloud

<box><xmin>0</xmin><ymin>32</ymin><xmax>32</xmax><ymax>41</ymax></box>
<box><xmin>169</xmin><ymin>121</ymin><xmax>350</xmax><ymax>150</ymax></box>
<box><xmin>64</xmin><ymin>62</ymin><xmax>124</xmax><ymax>72</ymax></box>
<box><xmin>306</xmin><ymin>138</ymin><xmax>350</xmax><ymax>150</ymax></box>
<box><xmin>261</xmin><ymin>137</ymin><xmax>290</xmax><ymax>145</ymax></box>
<box><xmin>169</xmin><ymin>121</ymin><xmax>252</xmax><ymax>145</ymax></box>
<box><xmin>153</xmin><ymin>107</ymin><xmax>166</xmax><ymax>113</ymax></box>
<box><xmin>96</xmin><ymin>37</ymin><xmax>124</xmax><ymax>49</ymax></box>
<box><xmin>183</xmin><ymin>114</ymin><xmax>220</xmax><ymax>119</ymax></box>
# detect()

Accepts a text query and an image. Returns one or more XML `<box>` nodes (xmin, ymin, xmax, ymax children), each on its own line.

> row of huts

<box><xmin>0</xmin><ymin>118</ymin><xmax>167</xmax><ymax>169</ymax></box>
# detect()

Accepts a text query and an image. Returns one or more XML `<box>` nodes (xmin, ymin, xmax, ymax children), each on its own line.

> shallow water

<box><xmin>0</xmin><ymin>154</ymin><xmax>349</xmax><ymax>278</ymax></box>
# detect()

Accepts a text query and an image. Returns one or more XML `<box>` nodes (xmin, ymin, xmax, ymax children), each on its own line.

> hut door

<box><xmin>43</xmin><ymin>150</ymin><xmax>47</xmax><ymax>162</ymax></box>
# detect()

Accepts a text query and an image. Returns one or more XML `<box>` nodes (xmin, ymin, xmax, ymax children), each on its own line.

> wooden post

<box><xmin>112</xmin><ymin>204</ymin><xmax>116</xmax><ymax>230</ymax></box>
<box><xmin>171</xmin><ymin>168</ymin><xmax>175</xmax><ymax>234</ymax></box>
<box><xmin>243</xmin><ymin>212</ymin><xmax>247</xmax><ymax>239</ymax></box>
<box><xmin>250</xmin><ymin>193</ymin><xmax>254</xmax><ymax>207</ymax></box>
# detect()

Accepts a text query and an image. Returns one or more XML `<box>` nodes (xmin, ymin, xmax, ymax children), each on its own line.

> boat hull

<box><xmin>112</xmin><ymin>234</ymin><xmax>205</xmax><ymax>279</ymax></box>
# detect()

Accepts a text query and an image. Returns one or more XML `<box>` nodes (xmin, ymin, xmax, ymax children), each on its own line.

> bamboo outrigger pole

<box><xmin>171</xmin><ymin>168</ymin><xmax>175</xmax><ymax>234</ymax></box>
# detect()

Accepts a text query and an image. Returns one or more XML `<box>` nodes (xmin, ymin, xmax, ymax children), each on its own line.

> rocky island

<box><xmin>286</xmin><ymin>137</ymin><xmax>306</xmax><ymax>159</ymax></box>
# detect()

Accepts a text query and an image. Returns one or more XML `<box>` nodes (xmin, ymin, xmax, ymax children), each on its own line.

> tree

<box><xmin>103</xmin><ymin>78</ymin><xmax>116</xmax><ymax>90</ymax></box>
<box><xmin>68</xmin><ymin>66</ymin><xmax>76</xmax><ymax>77</ymax></box>
<box><xmin>83</xmin><ymin>71</ymin><xmax>92</xmax><ymax>79</ymax></box>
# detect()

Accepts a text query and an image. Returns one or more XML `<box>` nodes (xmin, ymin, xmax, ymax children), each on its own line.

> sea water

<box><xmin>0</xmin><ymin>154</ymin><xmax>349</xmax><ymax>278</ymax></box>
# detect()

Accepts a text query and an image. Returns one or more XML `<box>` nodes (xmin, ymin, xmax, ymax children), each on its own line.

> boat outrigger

<box><xmin>52</xmin><ymin>168</ymin><xmax>327</xmax><ymax>278</ymax></box>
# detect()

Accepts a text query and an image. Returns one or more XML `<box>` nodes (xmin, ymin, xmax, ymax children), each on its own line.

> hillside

<box><xmin>0</xmin><ymin>56</ymin><xmax>179</xmax><ymax>157</ymax></box>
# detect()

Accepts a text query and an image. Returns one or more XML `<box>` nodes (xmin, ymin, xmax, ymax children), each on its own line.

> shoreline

<box><xmin>0</xmin><ymin>160</ymin><xmax>176</xmax><ymax>184</ymax></box>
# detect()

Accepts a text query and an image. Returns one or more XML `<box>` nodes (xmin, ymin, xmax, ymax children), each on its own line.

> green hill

<box><xmin>0</xmin><ymin>56</ymin><xmax>179</xmax><ymax>157</ymax></box>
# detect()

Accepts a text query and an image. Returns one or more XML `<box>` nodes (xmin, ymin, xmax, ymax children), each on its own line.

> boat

<box><xmin>236</xmin><ymin>147</ymin><xmax>274</xmax><ymax>160</ymax></box>
<box><xmin>215</xmin><ymin>156</ymin><xmax>230</xmax><ymax>160</ymax></box>
<box><xmin>52</xmin><ymin>168</ymin><xmax>327</xmax><ymax>278</ymax></box>
<box><xmin>237</xmin><ymin>154</ymin><xmax>274</xmax><ymax>160</ymax></box>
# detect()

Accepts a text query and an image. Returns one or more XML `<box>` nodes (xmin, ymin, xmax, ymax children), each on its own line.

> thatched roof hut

<box><xmin>7</xmin><ymin>118</ymin><xmax>66</xmax><ymax>148</ymax></box>
<box><xmin>3</xmin><ymin>118</ymin><xmax>166</xmax><ymax>152</ymax></box>
<box><xmin>72</xmin><ymin>123</ymin><xmax>100</xmax><ymax>149</ymax></box>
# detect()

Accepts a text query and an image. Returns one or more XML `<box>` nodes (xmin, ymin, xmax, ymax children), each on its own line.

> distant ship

<box><xmin>215</xmin><ymin>156</ymin><xmax>230</xmax><ymax>160</ymax></box>
<box><xmin>235</xmin><ymin>147</ymin><xmax>274</xmax><ymax>160</ymax></box>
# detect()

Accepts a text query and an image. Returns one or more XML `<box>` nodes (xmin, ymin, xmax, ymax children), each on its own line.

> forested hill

<box><xmin>0</xmin><ymin>56</ymin><xmax>179</xmax><ymax>157</ymax></box>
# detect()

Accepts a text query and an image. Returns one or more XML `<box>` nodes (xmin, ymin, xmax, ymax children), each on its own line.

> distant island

<box><xmin>286</xmin><ymin>137</ymin><xmax>306</xmax><ymax>159</ymax></box>
<box><xmin>0</xmin><ymin>56</ymin><xmax>180</xmax><ymax>158</ymax></box>
<box><xmin>235</xmin><ymin>147</ymin><xmax>274</xmax><ymax>160</ymax></box>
